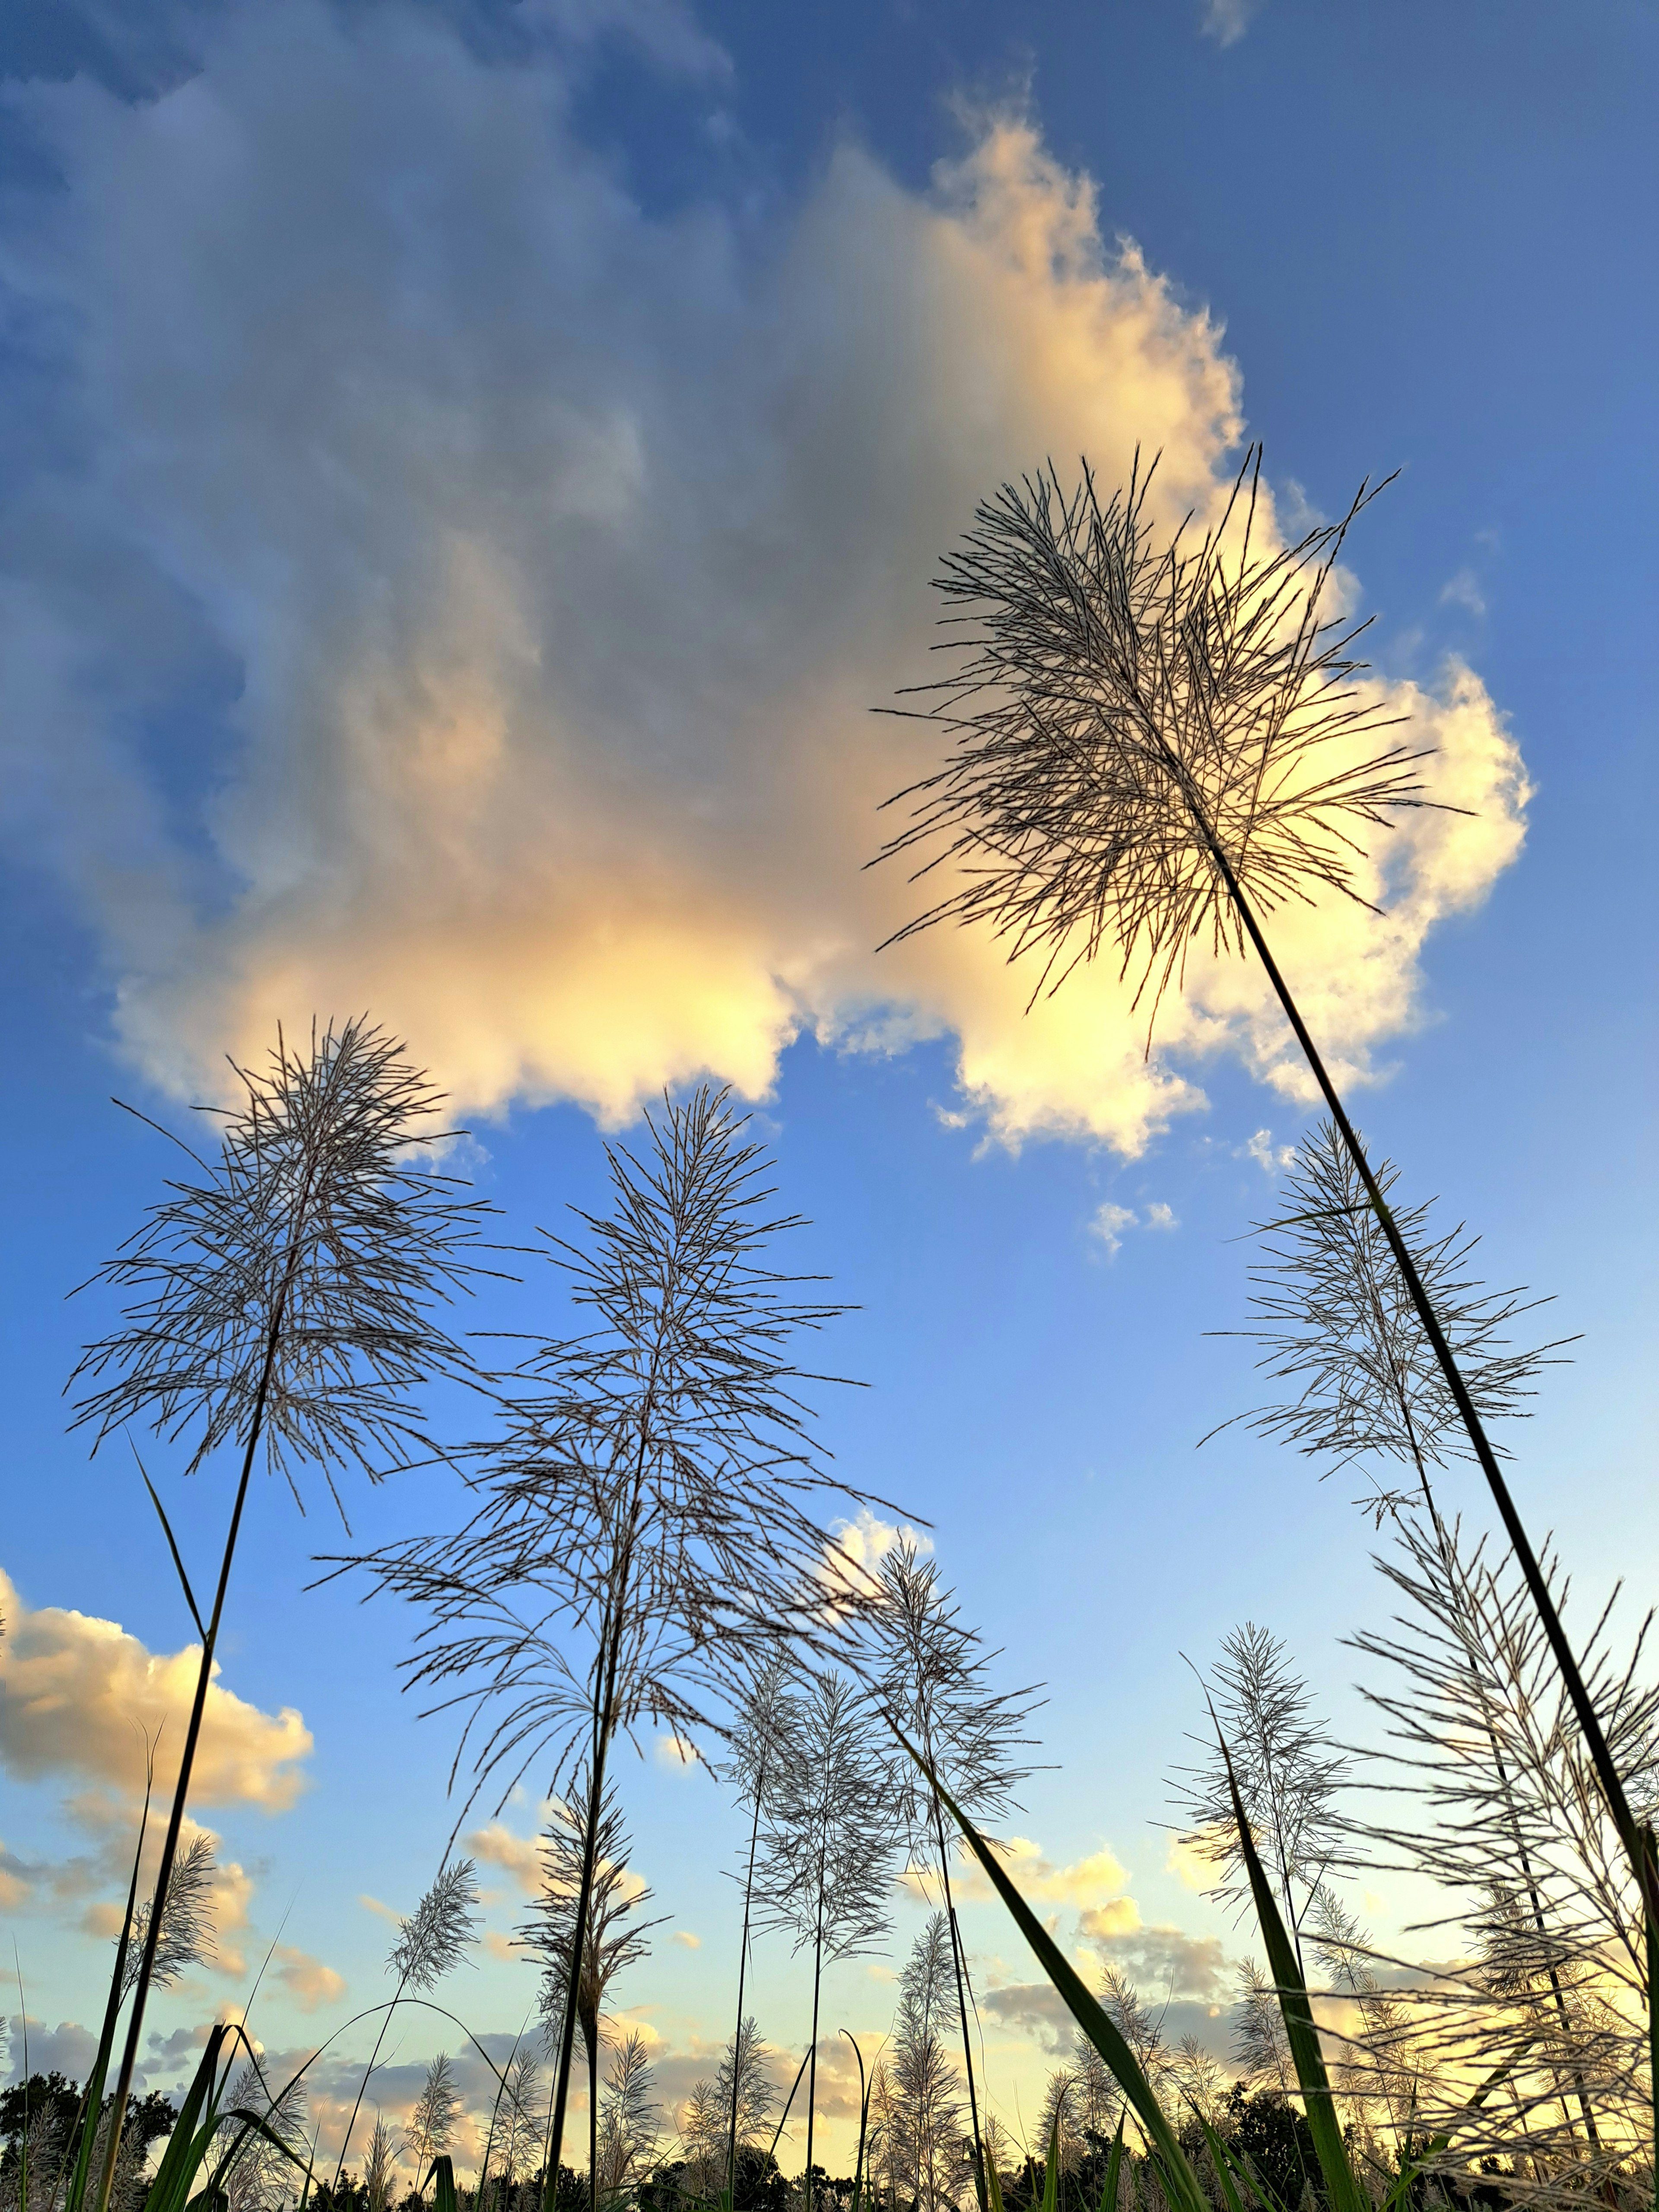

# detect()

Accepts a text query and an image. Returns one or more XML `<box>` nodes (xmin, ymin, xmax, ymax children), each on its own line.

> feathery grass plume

<box><xmin>497</xmin><ymin>2052</ymin><xmax>545</xmax><ymax>2192</ymax></box>
<box><xmin>405</xmin><ymin>2054</ymin><xmax>462</xmax><ymax>2194</ymax></box>
<box><xmin>118</xmin><ymin>1832</ymin><xmax>217</xmax><ymax>1998</ymax></box>
<box><xmin>869</xmin><ymin>1538</ymin><xmax>1040</xmax><ymax>2208</ymax></box>
<box><xmin>1167</xmin><ymin>2038</ymin><xmax>1225</xmax><ymax>2131</ymax></box>
<box><xmin>1036</xmin><ymin>2071</ymin><xmax>1082</xmax><ymax>2179</ymax></box>
<box><xmin>1214</xmin><ymin>1116</ymin><xmax>1570</xmax><ymax>1510</ymax></box>
<box><xmin>756</xmin><ymin>1669</ymin><xmax>897</xmax><ymax>2212</ymax></box>
<box><xmin>214</xmin><ymin>2060</ymin><xmax>310</xmax><ymax>2212</ymax></box>
<box><xmin>334</xmin><ymin>1856</ymin><xmax>481</xmax><ymax>2191</ymax></box>
<box><xmin>876</xmin><ymin>451</ymin><xmax>1659</xmax><ymax>2031</ymax></box>
<box><xmin>70</xmin><ymin>1017</ymin><xmax>489</xmax><ymax>2212</ymax></box>
<box><xmin>718</xmin><ymin>1659</ymin><xmax>795</xmax><ymax>2202</ymax></box>
<box><xmin>1304</xmin><ymin>1887</ymin><xmax>1422</xmax><ymax>2156</ymax></box>
<box><xmin>364</xmin><ymin>2118</ymin><xmax>396</xmax><ymax>2212</ymax></box>
<box><xmin>1351</xmin><ymin>1509</ymin><xmax>1659</xmax><ymax>2192</ymax></box>
<box><xmin>1231</xmin><ymin>1958</ymin><xmax>1293</xmax><ymax>2094</ymax></box>
<box><xmin>520</xmin><ymin>1770</ymin><xmax>659</xmax><ymax>2212</ymax></box>
<box><xmin>1069</xmin><ymin>2029</ymin><xmax>1121</xmax><ymax>2150</ymax></box>
<box><xmin>1225</xmin><ymin>1125</ymin><xmax>1608</xmax><ymax>2170</ymax></box>
<box><xmin>1173</xmin><ymin>1624</ymin><xmax>1350</xmax><ymax>1972</ymax></box>
<box><xmin>392</xmin><ymin>1859</ymin><xmax>485</xmax><ymax>1993</ymax></box>
<box><xmin>595</xmin><ymin>2034</ymin><xmax>659</xmax><ymax>2201</ymax></box>
<box><xmin>340</xmin><ymin>1086</ymin><xmax>896</xmax><ymax>2199</ymax></box>
<box><xmin>712</xmin><ymin>2021</ymin><xmax>776</xmax><ymax>2177</ymax></box>
<box><xmin>890</xmin><ymin>1916</ymin><xmax>967</xmax><ymax>2212</ymax></box>
<box><xmin>1096</xmin><ymin>1968</ymin><xmax>1170</xmax><ymax>2117</ymax></box>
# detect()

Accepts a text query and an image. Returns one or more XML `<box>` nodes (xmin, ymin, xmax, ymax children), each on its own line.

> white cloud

<box><xmin>0</xmin><ymin>1569</ymin><xmax>311</xmax><ymax>1814</ymax></box>
<box><xmin>926</xmin><ymin>1833</ymin><xmax>1131</xmax><ymax>1912</ymax></box>
<box><xmin>1143</xmin><ymin>1201</ymin><xmax>1178</xmax><ymax>1231</ymax></box>
<box><xmin>1243</xmin><ymin>1127</ymin><xmax>1296</xmax><ymax>1174</ymax></box>
<box><xmin>1200</xmin><ymin>0</ymin><xmax>1262</xmax><ymax>47</ymax></box>
<box><xmin>0</xmin><ymin>3</ymin><xmax>1528</xmax><ymax>1157</ymax></box>
<box><xmin>1440</xmin><ymin>566</ymin><xmax>1487</xmax><ymax>616</ymax></box>
<box><xmin>271</xmin><ymin>1942</ymin><xmax>346</xmax><ymax>2011</ymax></box>
<box><xmin>1090</xmin><ymin>1203</ymin><xmax>1137</xmax><ymax>1258</ymax></box>
<box><xmin>671</xmin><ymin>1929</ymin><xmax>701</xmax><ymax>1949</ymax></box>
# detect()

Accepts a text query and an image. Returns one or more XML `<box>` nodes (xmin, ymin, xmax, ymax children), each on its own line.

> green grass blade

<box><xmin>1211</xmin><ymin>1729</ymin><xmax>1366</xmax><ymax>2212</ymax></box>
<box><xmin>985</xmin><ymin>2140</ymin><xmax>1006</xmax><ymax>2212</ymax></box>
<box><xmin>145</xmin><ymin>2025</ymin><xmax>231</xmax><ymax>2212</ymax></box>
<box><xmin>1040</xmin><ymin>2114</ymin><xmax>1060</xmax><ymax>2212</ymax></box>
<box><xmin>1099</xmin><ymin>2121</ymin><xmax>1125</xmax><ymax>2212</ymax></box>
<box><xmin>888</xmin><ymin>1725</ymin><xmax>1207</xmax><ymax>2212</ymax></box>
<box><xmin>429</xmin><ymin>2154</ymin><xmax>460</xmax><ymax>2212</ymax></box>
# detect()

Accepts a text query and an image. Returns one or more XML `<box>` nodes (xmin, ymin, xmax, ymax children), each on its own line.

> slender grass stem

<box><xmin>91</xmin><ymin>1289</ymin><xmax>292</xmax><ymax>2212</ymax></box>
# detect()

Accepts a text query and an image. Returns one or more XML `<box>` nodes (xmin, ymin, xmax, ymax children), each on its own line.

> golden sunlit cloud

<box><xmin>0</xmin><ymin>1568</ymin><xmax>311</xmax><ymax>1814</ymax></box>
<box><xmin>0</xmin><ymin>3</ymin><xmax>1529</xmax><ymax>1153</ymax></box>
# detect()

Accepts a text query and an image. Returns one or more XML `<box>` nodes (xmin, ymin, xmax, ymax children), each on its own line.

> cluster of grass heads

<box><xmin>19</xmin><ymin>452</ymin><xmax>1655</xmax><ymax>2212</ymax></box>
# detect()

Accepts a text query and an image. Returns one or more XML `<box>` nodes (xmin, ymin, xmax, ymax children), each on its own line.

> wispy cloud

<box><xmin>1200</xmin><ymin>0</ymin><xmax>1263</xmax><ymax>48</ymax></box>
<box><xmin>1440</xmin><ymin>566</ymin><xmax>1488</xmax><ymax>616</ymax></box>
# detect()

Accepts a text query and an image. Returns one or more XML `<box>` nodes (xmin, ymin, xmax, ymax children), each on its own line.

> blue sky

<box><xmin>1</xmin><ymin>0</ymin><xmax>1656</xmax><ymax>2178</ymax></box>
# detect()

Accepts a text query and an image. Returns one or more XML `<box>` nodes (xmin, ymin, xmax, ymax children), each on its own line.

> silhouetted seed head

<box><xmin>121</xmin><ymin>1830</ymin><xmax>218</xmax><ymax>1997</ymax></box>
<box><xmin>336</xmin><ymin>1084</ymin><xmax>898</xmax><ymax>1816</ymax></box>
<box><xmin>877</xmin><ymin>451</ymin><xmax>1431</xmax><ymax>1025</ymax></box>
<box><xmin>1213</xmin><ymin>1116</ymin><xmax>1571</xmax><ymax>1511</ymax></box>
<box><xmin>867</xmin><ymin>1535</ymin><xmax>1040</xmax><ymax>1863</ymax></box>
<box><xmin>388</xmin><ymin>1856</ymin><xmax>481</xmax><ymax>1992</ymax></box>
<box><xmin>70</xmin><ymin>1017</ymin><xmax>492</xmax><ymax>1518</ymax></box>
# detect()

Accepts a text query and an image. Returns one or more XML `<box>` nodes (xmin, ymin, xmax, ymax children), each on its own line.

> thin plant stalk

<box><xmin>727</xmin><ymin>1781</ymin><xmax>766</xmax><ymax>2203</ymax></box>
<box><xmin>93</xmin><ymin>1282</ymin><xmax>296</xmax><ymax>2212</ymax></box>
<box><xmin>924</xmin><ymin>1751</ymin><xmax>985</xmax><ymax>2210</ymax></box>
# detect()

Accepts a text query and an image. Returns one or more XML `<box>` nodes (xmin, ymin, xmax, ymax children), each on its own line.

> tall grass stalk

<box><xmin>755</xmin><ymin>1669</ymin><xmax>896</xmax><ymax>2212</ymax></box>
<box><xmin>875</xmin><ymin>456</ymin><xmax>1659</xmax><ymax>2121</ymax></box>
<box><xmin>69</xmin><ymin>1018</ymin><xmax>486</xmax><ymax>2212</ymax></box>
<box><xmin>871</xmin><ymin>1540</ymin><xmax>1039</xmax><ymax>2212</ymax></box>
<box><xmin>341</xmin><ymin>1087</ymin><xmax>891</xmax><ymax>2204</ymax></box>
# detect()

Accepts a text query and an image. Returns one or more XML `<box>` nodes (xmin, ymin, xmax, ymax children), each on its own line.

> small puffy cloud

<box><xmin>0</xmin><ymin>1842</ymin><xmax>34</xmax><ymax>1911</ymax></box>
<box><xmin>1089</xmin><ymin>1203</ymin><xmax>1137</xmax><ymax>1259</ymax></box>
<box><xmin>1143</xmin><ymin>1201</ymin><xmax>1178</xmax><ymax>1231</ymax></box>
<box><xmin>819</xmin><ymin>1509</ymin><xmax>930</xmax><ymax>1613</ymax></box>
<box><xmin>272</xmin><ymin>1943</ymin><xmax>346</xmax><ymax>2011</ymax></box>
<box><xmin>1200</xmin><ymin>0</ymin><xmax>1262</xmax><ymax>45</ymax></box>
<box><xmin>482</xmin><ymin>1929</ymin><xmax>522</xmax><ymax>1961</ymax></box>
<box><xmin>655</xmin><ymin>1731</ymin><xmax>700</xmax><ymax>1771</ymax></box>
<box><xmin>1078</xmin><ymin>1897</ymin><xmax>1141</xmax><ymax>1939</ymax></box>
<box><xmin>0</xmin><ymin>5</ymin><xmax>1527</xmax><ymax>1159</ymax></box>
<box><xmin>1166</xmin><ymin>1831</ymin><xmax>1225</xmax><ymax>1891</ymax></box>
<box><xmin>1440</xmin><ymin>567</ymin><xmax>1487</xmax><ymax>617</ymax></box>
<box><xmin>671</xmin><ymin>1929</ymin><xmax>701</xmax><ymax>1949</ymax></box>
<box><xmin>978</xmin><ymin>1979</ymin><xmax>1076</xmax><ymax>2053</ymax></box>
<box><xmin>1242</xmin><ymin>1128</ymin><xmax>1295</xmax><ymax>1174</ymax></box>
<box><xmin>0</xmin><ymin>1569</ymin><xmax>311</xmax><ymax>1815</ymax></box>
<box><xmin>466</xmin><ymin>1820</ymin><xmax>543</xmax><ymax>1895</ymax></box>
<box><xmin>938</xmin><ymin>1834</ymin><xmax>1130</xmax><ymax>1910</ymax></box>
<box><xmin>467</xmin><ymin>1814</ymin><xmax>648</xmax><ymax>1907</ymax></box>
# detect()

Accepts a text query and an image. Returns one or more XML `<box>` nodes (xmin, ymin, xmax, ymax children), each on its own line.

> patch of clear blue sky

<box><xmin>2</xmin><ymin>0</ymin><xmax>1655</xmax><ymax>2098</ymax></box>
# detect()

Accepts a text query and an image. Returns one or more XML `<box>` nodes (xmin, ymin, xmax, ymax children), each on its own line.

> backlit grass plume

<box><xmin>340</xmin><ymin>1084</ymin><xmax>893</xmax><ymax>2198</ymax></box>
<box><xmin>870</xmin><ymin>1536</ymin><xmax>1040</xmax><ymax>2206</ymax></box>
<box><xmin>68</xmin><ymin>1017</ymin><xmax>487</xmax><ymax>2212</ymax></box>
<box><xmin>877</xmin><ymin>453</ymin><xmax>1659</xmax><ymax>2087</ymax></box>
<box><xmin>1216</xmin><ymin>1116</ymin><xmax>1569</xmax><ymax>1510</ymax></box>
<box><xmin>520</xmin><ymin>1767</ymin><xmax>659</xmax><ymax>2212</ymax></box>
<box><xmin>755</xmin><ymin>1667</ymin><xmax>898</xmax><ymax>2212</ymax></box>
<box><xmin>876</xmin><ymin>452</ymin><xmax>1423</xmax><ymax>1015</ymax></box>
